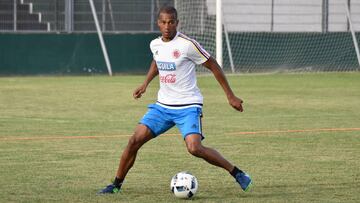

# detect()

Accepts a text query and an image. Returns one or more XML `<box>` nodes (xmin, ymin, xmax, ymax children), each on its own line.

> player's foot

<box><xmin>235</xmin><ymin>172</ymin><xmax>252</xmax><ymax>191</ymax></box>
<box><xmin>97</xmin><ymin>184</ymin><xmax>120</xmax><ymax>194</ymax></box>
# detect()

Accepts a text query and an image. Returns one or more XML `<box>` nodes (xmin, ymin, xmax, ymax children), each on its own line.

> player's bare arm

<box><xmin>133</xmin><ymin>60</ymin><xmax>159</xmax><ymax>99</ymax></box>
<box><xmin>202</xmin><ymin>57</ymin><xmax>244</xmax><ymax>112</ymax></box>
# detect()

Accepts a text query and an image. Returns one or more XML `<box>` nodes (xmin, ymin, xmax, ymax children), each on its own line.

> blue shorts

<box><xmin>140</xmin><ymin>103</ymin><xmax>204</xmax><ymax>140</ymax></box>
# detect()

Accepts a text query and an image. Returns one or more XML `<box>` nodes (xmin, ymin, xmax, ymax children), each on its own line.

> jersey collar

<box><xmin>161</xmin><ymin>32</ymin><xmax>180</xmax><ymax>43</ymax></box>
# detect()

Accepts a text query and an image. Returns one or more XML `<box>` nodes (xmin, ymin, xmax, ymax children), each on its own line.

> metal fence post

<box><xmin>102</xmin><ymin>0</ymin><xmax>106</xmax><ymax>31</ymax></box>
<box><xmin>107</xmin><ymin>0</ymin><xmax>115</xmax><ymax>31</ymax></box>
<box><xmin>347</xmin><ymin>0</ymin><xmax>351</xmax><ymax>31</ymax></box>
<box><xmin>271</xmin><ymin>0</ymin><xmax>274</xmax><ymax>32</ymax></box>
<box><xmin>151</xmin><ymin>0</ymin><xmax>154</xmax><ymax>31</ymax></box>
<box><xmin>322</xmin><ymin>0</ymin><xmax>328</xmax><ymax>33</ymax></box>
<box><xmin>65</xmin><ymin>0</ymin><xmax>74</xmax><ymax>32</ymax></box>
<box><xmin>54</xmin><ymin>0</ymin><xmax>58</xmax><ymax>30</ymax></box>
<box><xmin>13</xmin><ymin>0</ymin><xmax>17</xmax><ymax>31</ymax></box>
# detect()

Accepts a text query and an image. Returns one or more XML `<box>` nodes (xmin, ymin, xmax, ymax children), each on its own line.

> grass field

<box><xmin>0</xmin><ymin>73</ymin><xmax>359</xmax><ymax>202</ymax></box>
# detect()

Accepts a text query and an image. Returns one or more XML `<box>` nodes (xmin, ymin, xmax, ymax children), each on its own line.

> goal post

<box><xmin>344</xmin><ymin>1</ymin><xmax>360</xmax><ymax>70</ymax></box>
<box><xmin>216</xmin><ymin>0</ymin><xmax>222</xmax><ymax>68</ymax></box>
<box><xmin>175</xmin><ymin>0</ymin><xmax>360</xmax><ymax>73</ymax></box>
<box><xmin>89</xmin><ymin>0</ymin><xmax>113</xmax><ymax>76</ymax></box>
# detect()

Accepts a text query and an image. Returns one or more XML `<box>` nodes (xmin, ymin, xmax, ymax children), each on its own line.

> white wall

<box><xmin>206</xmin><ymin>0</ymin><xmax>360</xmax><ymax>32</ymax></box>
<box><xmin>273</xmin><ymin>0</ymin><xmax>322</xmax><ymax>32</ymax></box>
<box><xmin>328</xmin><ymin>0</ymin><xmax>360</xmax><ymax>31</ymax></box>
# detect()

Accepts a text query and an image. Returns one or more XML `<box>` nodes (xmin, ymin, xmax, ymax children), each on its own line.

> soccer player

<box><xmin>98</xmin><ymin>6</ymin><xmax>252</xmax><ymax>194</ymax></box>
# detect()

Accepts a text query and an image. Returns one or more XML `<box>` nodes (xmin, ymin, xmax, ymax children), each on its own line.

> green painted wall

<box><xmin>0</xmin><ymin>32</ymin><xmax>359</xmax><ymax>75</ymax></box>
<box><xmin>0</xmin><ymin>33</ymin><xmax>159</xmax><ymax>75</ymax></box>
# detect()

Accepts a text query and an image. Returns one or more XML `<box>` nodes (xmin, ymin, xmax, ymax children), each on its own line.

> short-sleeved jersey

<box><xmin>150</xmin><ymin>32</ymin><xmax>210</xmax><ymax>106</ymax></box>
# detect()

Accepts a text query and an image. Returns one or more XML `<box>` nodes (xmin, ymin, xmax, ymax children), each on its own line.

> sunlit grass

<box><xmin>0</xmin><ymin>73</ymin><xmax>359</xmax><ymax>202</ymax></box>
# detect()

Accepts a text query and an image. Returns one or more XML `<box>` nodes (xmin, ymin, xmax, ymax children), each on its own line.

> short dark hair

<box><xmin>157</xmin><ymin>6</ymin><xmax>178</xmax><ymax>20</ymax></box>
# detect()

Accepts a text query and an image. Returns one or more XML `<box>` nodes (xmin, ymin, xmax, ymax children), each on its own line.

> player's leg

<box><xmin>115</xmin><ymin>124</ymin><xmax>154</xmax><ymax>181</ymax></box>
<box><xmin>176</xmin><ymin>107</ymin><xmax>252</xmax><ymax>191</ymax></box>
<box><xmin>185</xmin><ymin>134</ymin><xmax>233</xmax><ymax>171</ymax></box>
<box><xmin>185</xmin><ymin>134</ymin><xmax>252</xmax><ymax>191</ymax></box>
<box><xmin>98</xmin><ymin>103</ymin><xmax>174</xmax><ymax>194</ymax></box>
<box><xmin>176</xmin><ymin>108</ymin><xmax>234</xmax><ymax>171</ymax></box>
<box><xmin>98</xmin><ymin>124</ymin><xmax>153</xmax><ymax>194</ymax></box>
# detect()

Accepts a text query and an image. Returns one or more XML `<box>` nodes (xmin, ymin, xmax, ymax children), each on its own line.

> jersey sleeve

<box><xmin>186</xmin><ymin>40</ymin><xmax>211</xmax><ymax>65</ymax></box>
<box><xmin>149</xmin><ymin>40</ymin><xmax>156</xmax><ymax>59</ymax></box>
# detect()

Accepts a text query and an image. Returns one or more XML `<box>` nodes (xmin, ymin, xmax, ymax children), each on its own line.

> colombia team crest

<box><xmin>172</xmin><ymin>49</ymin><xmax>181</xmax><ymax>59</ymax></box>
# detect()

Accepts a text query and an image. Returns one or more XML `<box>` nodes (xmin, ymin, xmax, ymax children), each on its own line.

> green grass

<box><xmin>0</xmin><ymin>73</ymin><xmax>359</xmax><ymax>202</ymax></box>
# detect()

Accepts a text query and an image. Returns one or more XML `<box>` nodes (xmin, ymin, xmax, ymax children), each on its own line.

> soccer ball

<box><xmin>170</xmin><ymin>171</ymin><xmax>198</xmax><ymax>199</ymax></box>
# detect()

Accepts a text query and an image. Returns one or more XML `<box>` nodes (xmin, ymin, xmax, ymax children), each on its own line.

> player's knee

<box><xmin>187</xmin><ymin>144</ymin><xmax>204</xmax><ymax>157</ymax></box>
<box><xmin>127</xmin><ymin>136</ymin><xmax>144</xmax><ymax>151</ymax></box>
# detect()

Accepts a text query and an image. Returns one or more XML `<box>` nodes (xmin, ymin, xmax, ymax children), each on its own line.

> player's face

<box><xmin>157</xmin><ymin>12</ymin><xmax>178</xmax><ymax>42</ymax></box>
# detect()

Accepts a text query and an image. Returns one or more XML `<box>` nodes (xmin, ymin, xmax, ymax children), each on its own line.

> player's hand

<box><xmin>228</xmin><ymin>95</ymin><xmax>244</xmax><ymax>112</ymax></box>
<box><xmin>133</xmin><ymin>84</ymin><xmax>146</xmax><ymax>99</ymax></box>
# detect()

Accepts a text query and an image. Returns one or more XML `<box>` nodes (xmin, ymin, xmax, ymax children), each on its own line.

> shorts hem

<box><xmin>138</xmin><ymin>122</ymin><xmax>157</xmax><ymax>138</ymax></box>
<box><xmin>183</xmin><ymin>133</ymin><xmax>205</xmax><ymax>140</ymax></box>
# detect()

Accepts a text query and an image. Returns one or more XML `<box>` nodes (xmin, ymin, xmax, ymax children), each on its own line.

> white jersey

<box><xmin>150</xmin><ymin>32</ymin><xmax>210</xmax><ymax>106</ymax></box>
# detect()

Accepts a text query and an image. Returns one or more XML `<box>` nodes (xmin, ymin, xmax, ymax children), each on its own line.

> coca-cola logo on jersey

<box><xmin>160</xmin><ymin>74</ymin><xmax>176</xmax><ymax>83</ymax></box>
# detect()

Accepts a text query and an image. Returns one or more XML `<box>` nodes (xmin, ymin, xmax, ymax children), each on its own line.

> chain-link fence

<box><xmin>0</xmin><ymin>0</ymin><xmax>173</xmax><ymax>32</ymax></box>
